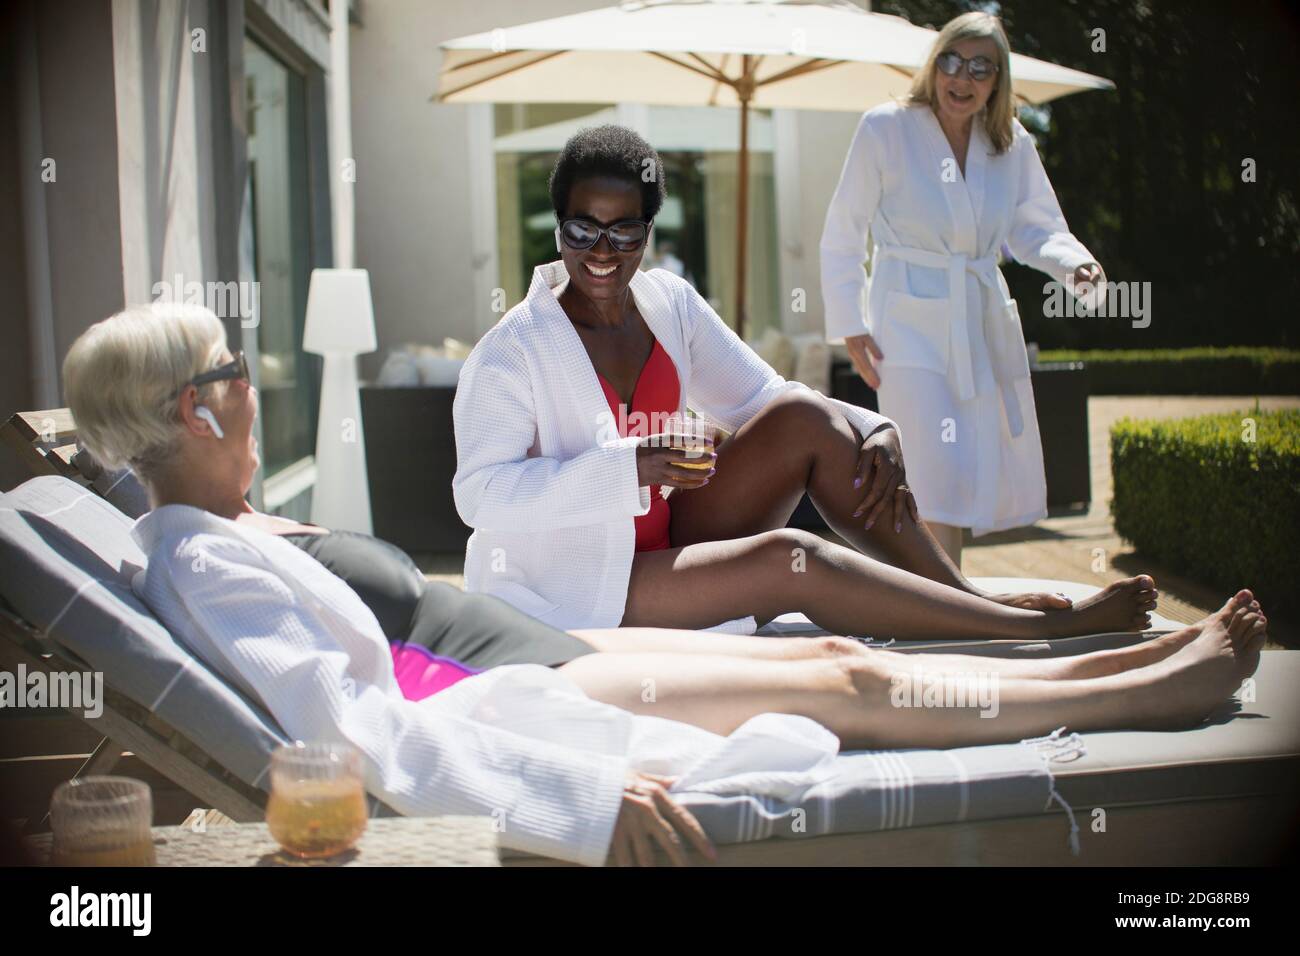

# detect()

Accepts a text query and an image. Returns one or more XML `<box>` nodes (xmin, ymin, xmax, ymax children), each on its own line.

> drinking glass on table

<box><xmin>50</xmin><ymin>776</ymin><xmax>156</xmax><ymax>867</ymax></box>
<box><xmin>266</xmin><ymin>742</ymin><xmax>367</xmax><ymax>859</ymax></box>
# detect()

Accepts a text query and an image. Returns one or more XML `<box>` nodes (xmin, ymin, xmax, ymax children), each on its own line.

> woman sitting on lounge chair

<box><xmin>452</xmin><ymin>125</ymin><xmax>1156</xmax><ymax>640</ymax></box>
<box><xmin>62</xmin><ymin>303</ymin><xmax>1266</xmax><ymax>866</ymax></box>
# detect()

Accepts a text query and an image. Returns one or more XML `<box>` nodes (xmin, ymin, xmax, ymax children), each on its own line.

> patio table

<box><xmin>24</xmin><ymin>816</ymin><xmax>499</xmax><ymax>867</ymax></box>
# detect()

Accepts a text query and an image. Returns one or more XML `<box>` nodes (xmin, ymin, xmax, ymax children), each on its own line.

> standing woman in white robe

<box><xmin>821</xmin><ymin>12</ymin><xmax>1106</xmax><ymax>572</ymax></box>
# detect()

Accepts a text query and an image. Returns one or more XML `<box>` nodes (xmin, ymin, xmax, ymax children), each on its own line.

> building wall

<box><xmin>790</xmin><ymin>108</ymin><xmax>862</xmax><ymax>336</ymax></box>
<box><xmin>1</xmin><ymin>0</ymin><xmax>325</xmax><ymax>511</ymax></box>
<box><xmin>0</xmin><ymin>0</ymin><xmax>125</xmax><ymax>487</ymax></box>
<box><xmin>0</xmin><ymin>4</ymin><xmax>33</xmax><ymax>418</ymax></box>
<box><xmin>0</xmin><ymin>3</ymin><xmax>34</xmax><ymax>492</ymax></box>
<box><xmin>350</xmin><ymin>0</ymin><xmax>635</xmax><ymax>377</ymax></box>
<box><xmin>33</xmin><ymin>0</ymin><xmax>128</xmax><ymax>401</ymax></box>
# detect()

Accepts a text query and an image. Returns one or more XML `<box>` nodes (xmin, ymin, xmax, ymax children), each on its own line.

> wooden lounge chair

<box><xmin>0</xmin><ymin>409</ymin><xmax>80</xmax><ymax>481</ymax></box>
<box><xmin>0</xmin><ymin>603</ymin><xmax>265</xmax><ymax>825</ymax></box>
<box><xmin>1</xmin><ymin>408</ymin><xmax>149</xmax><ymax>515</ymax></box>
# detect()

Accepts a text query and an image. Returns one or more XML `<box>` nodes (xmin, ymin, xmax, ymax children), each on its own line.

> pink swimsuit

<box><xmin>389</xmin><ymin>642</ymin><xmax>481</xmax><ymax>701</ymax></box>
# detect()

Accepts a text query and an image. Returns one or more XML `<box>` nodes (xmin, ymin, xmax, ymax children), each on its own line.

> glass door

<box><xmin>244</xmin><ymin>36</ymin><xmax>320</xmax><ymax>512</ymax></box>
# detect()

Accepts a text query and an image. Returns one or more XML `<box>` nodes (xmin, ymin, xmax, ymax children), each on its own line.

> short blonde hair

<box><xmin>907</xmin><ymin>11</ymin><xmax>1015</xmax><ymax>154</ymax></box>
<box><xmin>63</xmin><ymin>303</ymin><xmax>229</xmax><ymax>484</ymax></box>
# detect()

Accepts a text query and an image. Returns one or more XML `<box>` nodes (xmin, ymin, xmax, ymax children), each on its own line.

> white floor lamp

<box><xmin>303</xmin><ymin>267</ymin><xmax>376</xmax><ymax>534</ymax></box>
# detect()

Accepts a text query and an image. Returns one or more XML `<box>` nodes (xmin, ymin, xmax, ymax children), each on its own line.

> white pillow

<box><xmin>375</xmin><ymin>351</ymin><xmax>421</xmax><ymax>387</ymax></box>
<box><xmin>415</xmin><ymin>355</ymin><xmax>465</xmax><ymax>387</ymax></box>
<box><xmin>747</xmin><ymin>327</ymin><xmax>796</xmax><ymax>380</ymax></box>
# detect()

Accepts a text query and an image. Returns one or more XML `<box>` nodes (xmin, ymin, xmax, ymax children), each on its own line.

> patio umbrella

<box><xmin>434</xmin><ymin>0</ymin><xmax>1113</xmax><ymax>337</ymax></box>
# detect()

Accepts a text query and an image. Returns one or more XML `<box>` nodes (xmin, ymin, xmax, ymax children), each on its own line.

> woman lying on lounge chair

<box><xmin>62</xmin><ymin>304</ymin><xmax>1267</xmax><ymax>867</ymax></box>
<box><xmin>451</xmin><ymin>125</ymin><xmax>1158</xmax><ymax>641</ymax></box>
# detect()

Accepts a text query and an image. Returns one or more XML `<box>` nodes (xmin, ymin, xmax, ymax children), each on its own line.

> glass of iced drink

<box><xmin>662</xmin><ymin>414</ymin><xmax>720</xmax><ymax>470</ymax></box>
<box><xmin>50</xmin><ymin>776</ymin><xmax>156</xmax><ymax>867</ymax></box>
<box><xmin>266</xmin><ymin>742</ymin><xmax>368</xmax><ymax>859</ymax></box>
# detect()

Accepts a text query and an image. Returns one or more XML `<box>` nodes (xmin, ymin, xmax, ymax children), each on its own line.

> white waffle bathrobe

<box><xmin>453</xmin><ymin>261</ymin><xmax>894</xmax><ymax>632</ymax></box>
<box><xmin>131</xmin><ymin>504</ymin><xmax>843</xmax><ymax>866</ymax></box>
<box><xmin>820</xmin><ymin>102</ymin><xmax>1103</xmax><ymax>535</ymax></box>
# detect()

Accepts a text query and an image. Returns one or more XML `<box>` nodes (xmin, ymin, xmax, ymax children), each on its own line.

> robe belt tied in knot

<box><xmin>874</xmin><ymin>243</ymin><xmax>1027</xmax><ymax>438</ymax></box>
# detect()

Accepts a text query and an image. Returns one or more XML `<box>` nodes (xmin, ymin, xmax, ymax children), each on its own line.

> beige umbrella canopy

<box><xmin>435</xmin><ymin>0</ymin><xmax>1114</xmax><ymax>336</ymax></box>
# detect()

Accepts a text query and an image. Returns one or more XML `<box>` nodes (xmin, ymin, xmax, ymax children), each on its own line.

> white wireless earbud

<box><xmin>555</xmin><ymin>226</ymin><xmax>563</xmax><ymax>253</ymax></box>
<box><xmin>194</xmin><ymin>405</ymin><xmax>225</xmax><ymax>439</ymax></box>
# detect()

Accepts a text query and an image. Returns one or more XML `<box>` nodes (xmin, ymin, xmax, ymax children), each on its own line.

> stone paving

<box><xmin>962</xmin><ymin>396</ymin><xmax>1299</xmax><ymax>646</ymax></box>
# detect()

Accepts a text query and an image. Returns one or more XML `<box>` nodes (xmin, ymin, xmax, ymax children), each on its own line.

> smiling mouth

<box><xmin>584</xmin><ymin>262</ymin><xmax>618</xmax><ymax>277</ymax></box>
<box><xmin>948</xmin><ymin>89</ymin><xmax>974</xmax><ymax>103</ymax></box>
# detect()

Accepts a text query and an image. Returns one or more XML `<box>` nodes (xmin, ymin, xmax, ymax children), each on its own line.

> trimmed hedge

<box><xmin>1111</xmin><ymin>408</ymin><xmax>1300</xmax><ymax>620</ymax></box>
<box><xmin>1037</xmin><ymin>347</ymin><xmax>1300</xmax><ymax>396</ymax></box>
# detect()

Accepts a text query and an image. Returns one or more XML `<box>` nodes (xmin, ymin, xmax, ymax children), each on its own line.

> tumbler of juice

<box><xmin>663</xmin><ymin>415</ymin><xmax>720</xmax><ymax>470</ymax></box>
<box><xmin>50</xmin><ymin>776</ymin><xmax>156</xmax><ymax>867</ymax></box>
<box><xmin>266</xmin><ymin>742</ymin><xmax>367</xmax><ymax>859</ymax></box>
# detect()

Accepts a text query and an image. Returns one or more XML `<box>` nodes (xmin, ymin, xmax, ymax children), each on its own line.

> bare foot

<box><xmin>1132</xmin><ymin>590</ymin><xmax>1267</xmax><ymax>730</ymax></box>
<box><xmin>987</xmin><ymin>590</ymin><xmax>1074</xmax><ymax>611</ymax></box>
<box><xmin>1058</xmin><ymin>595</ymin><xmax>1264</xmax><ymax>678</ymax></box>
<box><xmin>1045</xmin><ymin>575</ymin><xmax>1159</xmax><ymax>636</ymax></box>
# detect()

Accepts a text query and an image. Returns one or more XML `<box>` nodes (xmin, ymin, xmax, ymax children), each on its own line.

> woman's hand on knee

<box><xmin>610</xmin><ymin>771</ymin><xmax>717</xmax><ymax>867</ymax></box>
<box><xmin>852</xmin><ymin>426</ymin><xmax>919</xmax><ymax>533</ymax></box>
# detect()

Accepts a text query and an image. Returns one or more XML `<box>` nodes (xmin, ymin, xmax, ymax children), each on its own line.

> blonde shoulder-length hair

<box><xmin>906</xmin><ymin>11</ymin><xmax>1015</xmax><ymax>154</ymax></box>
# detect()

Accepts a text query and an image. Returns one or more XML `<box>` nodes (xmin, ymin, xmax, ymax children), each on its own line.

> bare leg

<box><xmin>569</xmin><ymin>628</ymin><xmax>862</xmax><ymax>661</ymax></box>
<box><xmin>925</xmin><ymin>521</ymin><xmax>964</xmax><ymax>567</ymax></box>
<box><xmin>623</xmin><ymin>527</ymin><xmax>1153</xmax><ymax>641</ymax></box>
<box><xmin>562</xmin><ymin>593</ymin><xmax>1265</xmax><ymax>749</ymax></box>
<box><xmin>577</xmin><ymin>594</ymin><xmax>1264</xmax><ymax>681</ymax></box>
<box><xmin>570</xmin><ymin>626</ymin><xmax>1105</xmax><ymax>680</ymax></box>
<box><xmin>875</xmin><ymin>596</ymin><xmax>1263</xmax><ymax>681</ymax></box>
<box><xmin>669</xmin><ymin>390</ymin><xmax>1154</xmax><ymax>622</ymax></box>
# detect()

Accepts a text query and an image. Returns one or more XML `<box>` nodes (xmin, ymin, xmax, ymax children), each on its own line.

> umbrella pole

<box><xmin>735</xmin><ymin>86</ymin><xmax>750</xmax><ymax>339</ymax></box>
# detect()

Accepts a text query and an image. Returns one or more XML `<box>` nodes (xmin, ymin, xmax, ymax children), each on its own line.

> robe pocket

<box><xmin>879</xmin><ymin>290</ymin><xmax>951</xmax><ymax>374</ymax></box>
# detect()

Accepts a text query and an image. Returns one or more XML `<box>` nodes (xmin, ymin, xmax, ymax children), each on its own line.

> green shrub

<box><xmin>1110</xmin><ymin>408</ymin><xmax>1300</xmax><ymax>621</ymax></box>
<box><xmin>1038</xmin><ymin>347</ymin><xmax>1300</xmax><ymax>395</ymax></box>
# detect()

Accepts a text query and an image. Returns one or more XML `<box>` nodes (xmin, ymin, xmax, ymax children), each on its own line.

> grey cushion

<box><xmin>0</xmin><ymin>476</ymin><xmax>287</xmax><ymax>788</ymax></box>
<box><xmin>675</xmin><ymin>740</ymin><xmax>1057</xmax><ymax>844</ymax></box>
<box><xmin>1054</xmin><ymin>649</ymin><xmax>1300</xmax><ymax>807</ymax></box>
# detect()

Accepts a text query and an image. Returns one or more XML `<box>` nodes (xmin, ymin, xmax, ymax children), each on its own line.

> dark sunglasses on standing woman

<box><xmin>935</xmin><ymin>50</ymin><xmax>999</xmax><ymax>82</ymax></box>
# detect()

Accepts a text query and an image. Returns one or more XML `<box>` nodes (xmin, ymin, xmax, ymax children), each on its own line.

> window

<box><xmin>244</xmin><ymin>37</ymin><xmax>321</xmax><ymax>504</ymax></box>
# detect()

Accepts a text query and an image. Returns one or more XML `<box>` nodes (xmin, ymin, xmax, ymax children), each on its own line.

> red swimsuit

<box><xmin>594</xmin><ymin>338</ymin><xmax>681</xmax><ymax>552</ymax></box>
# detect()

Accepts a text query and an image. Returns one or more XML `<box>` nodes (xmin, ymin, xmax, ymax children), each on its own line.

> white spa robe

<box><xmin>820</xmin><ymin>102</ymin><xmax>1102</xmax><ymax>534</ymax></box>
<box><xmin>131</xmin><ymin>504</ymin><xmax>842</xmax><ymax>866</ymax></box>
<box><xmin>453</xmin><ymin>260</ymin><xmax>895</xmax><ymax>631</ymax></box>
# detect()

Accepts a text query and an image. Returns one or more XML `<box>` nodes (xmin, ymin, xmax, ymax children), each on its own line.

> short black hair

<box><xmin>549</xmin><ymin>124</ymin><xmax>666</xmax><ymax>222</ymax></box>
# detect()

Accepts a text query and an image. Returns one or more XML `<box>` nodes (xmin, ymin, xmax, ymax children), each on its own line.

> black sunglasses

<box><xmin>559</xmin><ymin>218</ymin><xmax>652</xmax><ymax>253</ymax></box>
<box><xmin>936</xmin><ymin>51</ymin><xmax>998</xmax><ymax>82</ymax></box>
<box><xmin>186</xmin><ymin>350</ymin><xmax>250</xmax><ymax>391</ymax></box>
